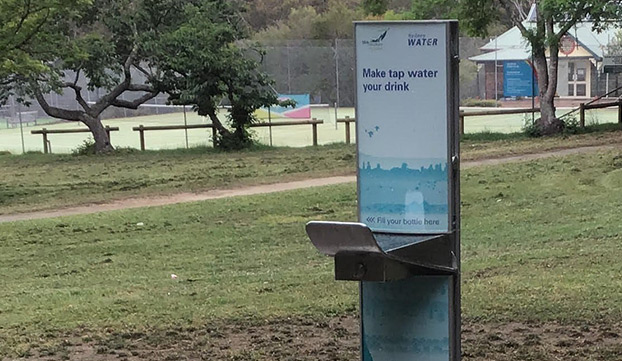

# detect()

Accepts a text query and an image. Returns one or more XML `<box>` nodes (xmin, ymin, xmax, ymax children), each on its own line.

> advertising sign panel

<box><xmin>257</xmin><ymin>94</ymin><xmax>311</xmax><ymax>119</ymax></box>
<box><xmin>356</xmin><ymin>22</ymin><xmax>452</xmax><ymax>234</ymax></box>
<box><xmin>362</xmin><ymin>277</ymin><xmax>450</xmax><ymax>361</ymax></box>
<box><xmin>503</xmin><ymin>61</ymin><xmax>538</xmax><ymax>97</ymax></box>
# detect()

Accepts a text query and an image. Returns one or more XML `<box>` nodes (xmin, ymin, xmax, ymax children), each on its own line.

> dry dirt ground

<box><xmin>1</xmin><ymin>144</ymin><xmax>619</xmax><ymax>224</ymax></box>
<box><xmin>8</xmin><ymin>317</ymin><xmax>622</xmax><ymax>361</ymax></box>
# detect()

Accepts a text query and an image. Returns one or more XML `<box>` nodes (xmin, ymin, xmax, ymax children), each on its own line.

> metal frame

<box><xmin>352</xmin><ymin>20</ymin><xmax>461</xmax><ymax>361</ymax></box>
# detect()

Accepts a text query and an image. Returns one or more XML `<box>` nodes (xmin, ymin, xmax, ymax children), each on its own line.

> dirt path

<box><xmin>1</xmin><ymin>144</ymin><xmax>619</xmax><ymax>223</ymax></box>
<box><xmin>15</xmin><ymin>316</ymin><xmax>622</xmax><ymax>361</ymax></box>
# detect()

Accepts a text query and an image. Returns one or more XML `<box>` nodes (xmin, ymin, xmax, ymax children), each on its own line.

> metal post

<box><xmin>495</xmin><ymin>38</ymin><xmax>499</xmax><ymax>107</ymax></box>
<box><xmin>531</xmin><ymin>52</ymin><xmax>535</xmax><ymax>123</ymax></box>
<box><xmin>139</xmin><ymin>125</ymin><xmax>145</xmax><ymax>151</ymax></box>
<box><xmin>183</xmin><ymin>105</ymin><xmax>189</xmax><ymax>149</ymax></box>
<box><xmin>17</xmin><ymin>102</ymin><xmax>25</xmax><ymax>154</ymax></box>
<box><xmin>618</xmin><ymin>102</ymin><xmax>622</xmax><ymax>124</ymax></box>
<box><xmin>287</xmin><ymin>42</ymin><xmax>291</xmax><ymax>93</ymax></box>
<box><xmin>334</xmin><ymin>39</ymin><xmax>340</xmax><ymax>130</ymax></box>
<box><xmin>268</xmin><ymin>107</ymin><xmax>273</xmax><ymax>147</ymax></box>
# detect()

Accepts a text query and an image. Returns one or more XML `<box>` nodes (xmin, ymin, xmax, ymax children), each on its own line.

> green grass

<box><xmin>461</xmin><ymin>125</ymin><xmax>622</xmax><ymax>161</ymax></box>
<box><xmin>1</xmin><ymin>151</ymin><xmax>622</xmax><ymax>356</ymax></box>
<box><xmin>4</xmin><ymin>126</ymin><xmax>622</xmax><ymax>215</ymax></box>
<box><xmin>462</xmin><ymin>152</ymin><xmax>622</xmax><ymax>323</ymax></box>
<box><xmin>0</xmin><ymin>144</ymin><xmax>356</xmax><ymax>215</ymax></box>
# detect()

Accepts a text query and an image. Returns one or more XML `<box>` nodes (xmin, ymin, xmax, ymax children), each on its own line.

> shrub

<box><xmin>562</xmin><ymin>115</ymin><xmax>580</xmax><ymax>135</ymax></box>
<box><xmin>72</xmin><ymin>137</ymin><xmax>96</xmax><ymax>155</ymax></box>
<box><xmin>522</xmin><ymin>114</ymin><xmax>541</xmax><ymax>137</ymax></box>
<box><xmin>461</xmin><ymin>98</ymin><xmax>500</xmax><ymax>107</ymax></box>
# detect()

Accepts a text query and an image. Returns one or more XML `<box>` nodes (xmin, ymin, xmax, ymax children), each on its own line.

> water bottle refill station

<box><xmin>306</xmin><ymin>21</ymin><xmax>460</xmax><ymax>361</ymax></box>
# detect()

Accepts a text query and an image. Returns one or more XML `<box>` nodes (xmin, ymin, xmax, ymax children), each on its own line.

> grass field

<box><xmin>4</xmin><ymin>127</ymin><xmax>622</xmax><ymax>216</ymax></box>
<box><xmin>0</xmin><ymin>144</ymin><xmax>356</xmax><ymax>215</ymax></box>
<box><xmin>1</xmin><ymin>151</ymin><xmax>622</xmax><ymax>359</ymax></box>
<box><xmin>1</xmin><ymin>106</ymin><xmax>620</xmax><ymax>154</ymax></box>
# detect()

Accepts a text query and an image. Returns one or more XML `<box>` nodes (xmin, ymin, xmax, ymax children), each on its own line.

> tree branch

<box><xmin>134</xmin><ymin>64</ymin><xmax>151</xmax><ymax>78</ymax></box>
<box><xmin>128</xmin><ymin>83</ymin><xmax>155</xmax><ymax>92</ymax></box>
<box><xmin>498</xmin><ymin>0</ymin><xmax>531</xmax><ymax>41</ymax></box>
<box><xmin>109</xmin><ymin>92</ymin><xmax>159</xmax><ymax>109</ymax></box>
<box><xmin>556</xmin><ymin>11</ymin><xmax>584</xmax><ymax>39</ymax></box>
<box><xmin>31</xmin><ymin>82</ymin><xmax>84</xmax><ymax>122</ymax></box>
<box><xmin>11</xmin><ymin>8</ymin><xmax>51</xmax><ymax>52</ymax></box>
<box><xmin>62</xmin><ymin>81</ymin><xmax>91</xmax><ymax>113</ymax></box>
<box><xmin>90</xmin><ymin>46</ymin><xmax>139</xmax><ymax>116</ymax></box>
<box><xmin>13</xmin><ymin>0</ymin><xmax>33</xmax><ymax>39</ymax></box>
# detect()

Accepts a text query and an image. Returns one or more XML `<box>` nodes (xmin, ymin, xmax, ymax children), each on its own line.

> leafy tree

<box><xmin>313</xmin><ymin>0</ymin><xmax>362</xmax><ymax>39</ymax></box>
<box><xmin>253</xmin><ymin>6</ymin><xmax>322</xmax><ymax>41</ymax></box>
<box><xmin>407</xmin><ymin>0</ymin><xmax>457</xmax><ymax>19</ymax></box>
<box><xmin>362</xmin><ymin>0</ymin><xmax>388</xmax><ymax>15</ymax></box>
<box><xmin>152</xmin><ymin>1</ymin><xmax>282</xmax><ymax>149</ymax></box>
<box><xmin>254</xmin><ymin>0</ymin><xmax>362</xmax><ymax>41</ymax></box>
<box><xmin>461</xmin><ymin>0</ymin><xmax>622</xmax><ymax>134</ymax></box>
<box><xmin>242</xmin><ymin>0</ymin><xmax>329</xmax><ymax>31</ymax></box>
<box><xmin>0</xmin><ymin>0</ymin><xmax>88</xmax><ymax>103</ymax></box>
<box><xmin>3</xmin><ymin>0</ymin><xmax>277</xmax><ymax>152</ymax></box>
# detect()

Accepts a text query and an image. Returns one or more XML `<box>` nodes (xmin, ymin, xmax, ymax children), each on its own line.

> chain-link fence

<box><xmin>258</xmin><ymin>37</ymin><xmax>485</xmax><ymax>107</ymax></box>
<box><xmin>1</xmin><ymin>37</ymin><xmax>489</xmax><ymax>126</ymax></box>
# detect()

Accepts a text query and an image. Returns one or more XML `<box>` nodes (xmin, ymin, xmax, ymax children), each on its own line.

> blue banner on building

<box><xmin>503</xmin><ymin>61</ymin><xmax>538</xmax><ymax>97</ymax></box>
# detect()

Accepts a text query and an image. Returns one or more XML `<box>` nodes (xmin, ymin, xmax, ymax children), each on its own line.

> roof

<box><xmin>471</xmin><ymin>22</ymin><xmax>618</xmax><ymax>62</ymax></box>
<box><xmin>480</xmin><ymin>26</ymin><xmax>528</xmax><ymax>51</ymax></box>
<box><xmin>469</xmin><ymin>47</ymin><xmax>531</xmax><ymax>62</ymax></box>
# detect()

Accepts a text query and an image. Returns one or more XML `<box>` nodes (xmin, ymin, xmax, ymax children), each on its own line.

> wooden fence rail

<box><xmin>31</xmin><ymin>126</ymin><xmax>119</xmax><ymax>153</ymax></box>
<box><xmin>579</xmin><ymin>100</ymin><xmax>622</xmax><ymax>127</ymax></box>
<box><xmin>133</xmin><ymin>124</ymin><xmax>217</xmax><ymax>150</ymax></box>
<box><xmin>132</xmin><ymin>118</ymin><xmax>324</xmax><ymax>150</ymax></box>
<box><xmin>459</xmin><ymin>108</ymin><xmax>540</xmax><ymax>135</ymax></box>
<box><xmin>337</xmin><ymin>102</ymin><xmax>622</xmax><ymax>139</ymax></box>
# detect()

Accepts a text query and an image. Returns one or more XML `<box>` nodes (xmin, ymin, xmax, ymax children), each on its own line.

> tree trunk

<box><xmin>533</xmin><ymin>46</ymin><xmax>564</xmax><ymax>135</ymax></box>
<box><xmin>207</xmin><ymin>109</ymin><xmax>231</xmax><ymax>137</ymax></box>
<box><xmin>84</xmin><ymin>116</ymin><xmax>114</xmax><ymax>153</ymax></box>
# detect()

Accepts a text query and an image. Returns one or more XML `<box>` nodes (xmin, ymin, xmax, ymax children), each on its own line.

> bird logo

<box><xmin>371</xmin><ymin>30</ymin><xmax>388</xmax><ymax>44</ymax></box>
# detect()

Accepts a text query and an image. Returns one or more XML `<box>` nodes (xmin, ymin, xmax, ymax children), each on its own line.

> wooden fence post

<box><xmin>312</xmin><ymin>118</ymin><xmax>318</xmax><ymax>146</ymax></box>
<box><xmin>344</xmin><ymin>116</ymin><xmax>351</xmax><ymax>144</ymax></box>
<box><xmin>42</xmin><ymin>128</ymin><xmax>49</xmax><ymax>154</ymax></box>
<box><xmin>618</xmin><ymin>102</ymin><xmax>622</xmax><ymax>124</ymax></box>
<box><xmin>105</xmin><ymin>126</ymin><xmax>112</xmax><ymax>143</ymax></box>
<box><xmin>459</xmin><ymin>114</ymin><xmax>465</xmax><ymax>136</ymax></box>
<box><xmin>579</xmin><ymin>103</ymin><xmax>585</xmax><ymax>128</ymax></box>
<box><xmin>138</xmin><ymin>125</ymin><xmax>145</xmax><ymax>151</ymax></box>
<box><xmin>212</xmin><ymin>126</ymin><xmax>217</xmax><ymax>148</ymax></box>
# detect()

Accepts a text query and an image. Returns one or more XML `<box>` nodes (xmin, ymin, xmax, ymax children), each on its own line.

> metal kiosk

<box><xmin>306</xmin><ymin>21</ymin><xmax>460</xmax><ymax>361</ymax></box>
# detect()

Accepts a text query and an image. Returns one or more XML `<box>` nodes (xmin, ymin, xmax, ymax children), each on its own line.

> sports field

<box><xmin>0</xmin><ymin>106</ymin><xmax>618</xmax><ymax>153</ymax></box>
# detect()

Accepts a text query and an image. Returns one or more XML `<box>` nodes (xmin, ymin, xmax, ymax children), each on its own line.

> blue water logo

<box><xmin>408</xmin><ymin>33</ymin><xmax>438</xmax><ymax>47</ymax></box>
